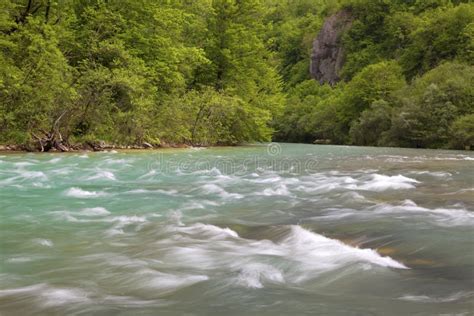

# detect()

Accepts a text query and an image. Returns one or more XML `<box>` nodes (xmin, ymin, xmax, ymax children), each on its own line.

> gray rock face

<box><xmin>310</xmin><ymin>10</ymin><xmax>353</xmax><ymax>85</ymax></box>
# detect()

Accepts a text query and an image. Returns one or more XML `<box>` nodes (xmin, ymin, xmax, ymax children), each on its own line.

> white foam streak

<box><xmin>237</xmin><ymin>263</ymin><xmax>284</xmax><ymax>288</ymax></box>
<box><xmin>42</xmin><ymin>288</ymin><xmax>89</xmax><ymax>306</ymax></box>
<box><xmin>256</xmin><ymin>184</ymin><xmax>291</xmax><ymax>196</ymax></box>
<box><xmin>174</xmin><ymin>223</ymin><xmax>239</xmax><ymax>239</ymax></box>
<box><xmin>399</xmin><ymin>291</ymin><xmax>473</xmax><ymax>303</ymax></box>
<box><xmin>358</xmin><ymin>174</ymin><xmax>419</xmax><ymax>191</ymax></box>
<box><xmin>47</xmin><ymin>157</ymin><xmax>62</xmax><ymax>164</ymax></box>
<box><xmin>295</xmin><ymin>173</ymin><xmax>420</xmax><ymax>194</ymax></box>
<box><xmin>249</xmin><ymin>176</ymin><xmax>282</xmax><ymax>184</ymax></box>
<box><xmin>281</xmin><ymin>226</ymin><xmax>407</xmax><ymax>270</ymax></box>
<box><xmin>32</xmin><ymin>238</ymin><xmax>53</xmax><ymax>247</ymax></box>
<box><xmin>409</xmin><ymin>171</ymin><xmax>452</xmax><ymax>178</ymax></box>
<box><xmin>159</xmin><ymin>224</ymin><xmax>407</xmax><ymax>288</ymax></box>
<box><xmin>0</xmin><ymin>284</ymin><xmax>89</xmax><ymax>307</ymax></box>
<box><xmin>86</xmin><ymin>170</ymin><xmax>116</xmax><ymax>181</ymax></box>
<box><xmin>139</xmin><ymin>270</ymin><xmax>208</xmax><ymax>291</ymax></box>
<box><xmin>65</xmin><ymin>187</ymin><xmax>108</xmax><ymax>198</ymax></box>
<box><xmin>126</xmin><ymin>189</ymin><xmax>178</xmax><ymax>196</ymax></box>
<box><xmin>14</xmin><ymin>161</ymin><xmax>35</xmax><ymax>167</ymax></box>
<box><xmin>108</xmin><ymin>215</ymin><xmax>147</xmax><ymax>229</ymax></box>
<box><xmin>201</xmin><ymin>184</ymin><xmax>243</xmax><ymax>199</ymax></box>
<box><xmin>375</xmin><ymin>200</ymin><xmax>474</xmax><ymax>226</ymax></box>
<box><xmin>7</xmin><ymin>257</ymin><xmax>33</xmax><ymax>263</ymax></box>
<box><xmin>80</xmin><ymin>207</ymin><xmax>111</xmax><ymax>216</ymax></box>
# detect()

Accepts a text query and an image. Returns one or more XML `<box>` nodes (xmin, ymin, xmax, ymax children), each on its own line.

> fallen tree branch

<box><xmin>31</xmin><ymin>132</ymin><xmax>44</xmax><ymax>152</ymax></box>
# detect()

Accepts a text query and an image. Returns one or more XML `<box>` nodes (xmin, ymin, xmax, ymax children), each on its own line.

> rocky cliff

<box><xmin>310</xmin><ymin>10</ymin><xmax>353</xmax><ymax>85</ymax></box>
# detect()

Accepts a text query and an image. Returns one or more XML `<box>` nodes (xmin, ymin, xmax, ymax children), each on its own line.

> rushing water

<box><xmin>0</xmin><ymin>144</ymin><xmax>473</xmax><ymax>315</ymax></box>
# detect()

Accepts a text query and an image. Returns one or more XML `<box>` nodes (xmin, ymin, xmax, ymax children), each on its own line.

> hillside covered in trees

<box><xmin>0</xmin><ymin>0</ymin><xmax>473</xmax><ymax>150</ymax></box>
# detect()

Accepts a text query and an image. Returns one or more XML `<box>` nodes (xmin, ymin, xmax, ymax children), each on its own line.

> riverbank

<box><xmin>1</xmin><ymin>141</ymin><xmax>471</xmax><ymax>153</ymax></box>
<box><xmin>0</xmin><ymin>142</ymin><xmax>195</xmax><ymax>153</ymax></box>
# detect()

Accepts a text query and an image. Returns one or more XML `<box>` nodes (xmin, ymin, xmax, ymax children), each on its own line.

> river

<box><xmin>0</xmin><ymin>144</ymin><xmax>473</xmax><ymax>315</ymax></box>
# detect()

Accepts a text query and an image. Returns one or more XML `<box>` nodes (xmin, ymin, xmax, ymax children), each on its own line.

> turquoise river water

<box><xmin>0</xmin><ymin>144</ymin><xmax>473</xmax><ymax>315</ymax></box>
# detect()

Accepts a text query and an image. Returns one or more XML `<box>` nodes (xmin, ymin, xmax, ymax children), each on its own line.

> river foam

<box><xmin>32</xmin><ymin>238</ymin><xmax>53</xmax><ymax>247</ymax></box>
<box><xmin>201</xmin><ymin>184</ymin><xmax>243</xmax><ymax>199</ymax></box>
<box><xmin>0</xmin><ymin>284</ymin><xmax>90</xmax><ymax>307</ymax></box>
<box><xmin>277</xmin><ymin>225</ymin><xmax>408</xmax><ymax>277</ymax></box>
<box><xmin>357</xmin><ymin>174</ymin><xmax>419</xmax><ymax>191</ymax></box>
<box><xmin>399</xmin><ymin>291</ymin><xmax>474</xmax><ymax>303</ymax></box>
<box><xmin>374</xmin><ymin>200</ymin><xmax>474</xmax><ymax>226</ymax></box>
<box><xmin>80</xmin><ymin>207</ymin><xmax>111</xmax><ymax>216</ymax></box>
<box><xmin>85</xmin><ymin>170</ymin><xmax>116</xmax><ymax>181</ymax></box>
<box><xmin>157</xmin><ymin>223</ymin><xmax>407</xmax><ymax>289</ymax></box>
<box><xmin>65</xmin><ymin>187</ymin><xmax>108</xmax><ymax>198</ymax></box>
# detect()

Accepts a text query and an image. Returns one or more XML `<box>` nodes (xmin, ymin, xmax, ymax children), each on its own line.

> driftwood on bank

<box><xmin>15</xmin><ymin>109</ymin><xmax>191</xmax><ymax>152</ymax></box>
<box><xmin>31</xmin><ymin>130</ymin><xmax>69</xmax><ymax>152</ymax></box>
<box><xmin>31</xmin><ymin>111</ymin><xmax>70</xmax><ymax>152</ymax></box>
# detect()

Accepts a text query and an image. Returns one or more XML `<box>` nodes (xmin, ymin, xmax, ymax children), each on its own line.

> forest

<box><xmin>0</xmin><ymin>0</ymin><xmax>473</xmax><ymax>150</ymax></box>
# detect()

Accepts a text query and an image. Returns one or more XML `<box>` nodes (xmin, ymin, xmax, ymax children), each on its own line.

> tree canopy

<box><xmin>0</xmin><ymin>0</ymin><xmax>472</xmax><ymax>150</ymax></box>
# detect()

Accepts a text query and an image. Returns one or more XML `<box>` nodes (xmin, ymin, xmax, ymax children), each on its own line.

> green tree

<box><xmin>274</xmin><ymin>80</ymin><xmax>333</xmax><ymax>142</ymax></box>
<box><xmin>450</xmin><ymin>114</ymin><xmax>474</xmax><ymax>149</ymax></box>
<box><xmin>1</xmin><ymin>0</ymin><xmax>473</xmax><ymax>150</ymax></box>
<box><xmin>191</xmin><ymin>0</ymin><xmax>284</xmax><ymax>142</ymax></box>
<box><xmin>0</xmin><ymin>11</ymin><xmax>74</xmax><ymax>144</ymax></box>
<box><xmin>349</xmin><ymin>99</ymin><xmax>393</xmax><ymax>146</ymax></box>
<box><xmin>339</xmin><ymin>61</ymin><xmax>406</xmax><ymax>124</ymax></box>
<box><xmin>387</xmin><ymin>84</ymin><xmax>458</xmax><ymax>148</ymax></box>
<box><xmin>400</xmin><ymin>3</ymin><xmax>474</xmax><ymax>78</ymax></box>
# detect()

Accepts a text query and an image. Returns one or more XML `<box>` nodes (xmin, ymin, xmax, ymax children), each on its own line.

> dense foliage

<box><xmin>0</xmin><ymin>0</ymin><xmax>282</xmax><ymax>147</ymax></box>
<box><xmin>0</xmin><ymin>0</ymin><xmax>472</xmax><ymax>149</ymax></box>
<box><xmin>273</xmin><ymin>0</ymin><xmax>474</xmax><ymax>150</ymax></box>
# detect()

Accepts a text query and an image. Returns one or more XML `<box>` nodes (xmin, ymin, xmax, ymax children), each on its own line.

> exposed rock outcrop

<box><xmin>310</xmin><ymin>10</ymin><xmax>353</xmax><ymax>85</ymax></box>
